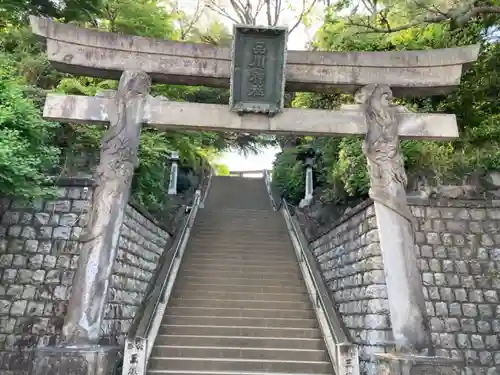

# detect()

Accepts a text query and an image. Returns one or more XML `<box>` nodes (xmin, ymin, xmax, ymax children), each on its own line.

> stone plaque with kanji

<box><xmin>230</xmin><ymin>24</ymin><xmax>287</xmax><ymax>116</ymax></box>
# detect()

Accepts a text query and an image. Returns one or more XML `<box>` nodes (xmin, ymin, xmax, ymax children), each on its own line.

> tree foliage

<box><xmin>0</xmin><ymin>54</ymin><xmax>60</xmax><ymax>199</ymax></box>
<box><xmin>0</xmin><ymin>0</ymin><xmax>103</xmax><ymax>26</ymax></box>
<box><xmin>272</xmin><ymin>2</ymin><xmax>500</xmax><ymax>204</ymax></box>
<box><xmin>336</xmin><ymin>0</ymin><xmax>500</xmax><ymax>34</ymax></box>
<box><xmin>0</xmin><ymin>0</ymin><xmax>275</xmax><ymax>216</ymax></box>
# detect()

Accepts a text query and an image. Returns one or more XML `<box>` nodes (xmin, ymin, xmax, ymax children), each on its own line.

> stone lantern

<box><xmin>167</xmin><ymin>151</ymin><xmax>180</xmax><ymax>195</ymax></box>
<box><xmin>297</xmin><ymin>147</ymin><xmax>316</xmax><ymax>208</ymax></box>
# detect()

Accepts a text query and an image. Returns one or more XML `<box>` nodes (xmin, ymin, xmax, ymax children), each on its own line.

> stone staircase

<box><xmin>147</xmin><ymin>176</ymin><xmax>334</xmax><ymax>375</ymax></box>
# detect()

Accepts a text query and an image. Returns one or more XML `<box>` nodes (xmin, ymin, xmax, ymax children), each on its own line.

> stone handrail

<box><xmin>123</xmin><ymin>189</ymin><xmax>203</xmax><ymax>375</ymax></box>
<box><xmin>263</xmin><ymin>170</ymin><xmax>360</xmax><ymax>375</ymax></box>
<box><xmin>200</xmin><ymin>165</ymin><xmax>215</xmax><ymax>208</ymax></box>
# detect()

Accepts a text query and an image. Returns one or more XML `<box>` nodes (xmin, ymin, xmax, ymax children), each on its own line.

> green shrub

<box><xmin>0</xmin><ymin>54</ymin><xmax>60</xmax><ymax>200</ymax></box>
<box><xmin>272</xmin><ymin>148</ymin><xmax>305</xmax><ymax>204</ymax></box>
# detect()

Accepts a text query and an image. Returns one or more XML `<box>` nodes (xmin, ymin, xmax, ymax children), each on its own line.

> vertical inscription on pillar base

<box><xmin>31</xmin><ymin>346</ymin><xmax>119</xmax><ymax>375</ymax></box>
<box><xmin>230</xmin><ymin>24</ymin><xmax>287</xmax><ymax>116</ymax></box>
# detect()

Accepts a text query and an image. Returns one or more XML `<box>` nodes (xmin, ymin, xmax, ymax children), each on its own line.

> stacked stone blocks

<box><xmin>0</xmin><ymin>179</ymin><xmax>170</xmax><ymax>372</ymax></box>
<box><xmin>310</xmin><ymin>198</ymin><xmax>500</xmax><ymax>375</ymax></box>
<box><xmin>411</xmin><ymin>199</ymin><xmax>500</xmax><ymax>374</ymax></box>
<box><xmin>310</xmin><ymin>201</ymin><xmax>393</xmax><ymax>375</ymax></box>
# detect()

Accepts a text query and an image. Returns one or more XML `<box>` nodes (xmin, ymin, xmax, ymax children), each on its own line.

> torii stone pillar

<box><xmin>354</xmin><ymin>85</ymin><xmax>465</xmax><ymax>374</ymax></box>
<box><xmin>32</xmin><ymin>70</ymin><xmax>151</xmax><ymax>375</ymax></box>
<box><xmin>356</xmin><ymin>84</ymin><xmax>431</xmax><ymax>352</ymax></box>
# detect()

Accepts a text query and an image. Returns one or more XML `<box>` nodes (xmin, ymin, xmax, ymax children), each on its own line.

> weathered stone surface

<box><xmin>29</xmin><ymin>16</ymin><xmax>480</xmax><ymax>96</ymax></box>
<box><xmin>311</xmin><ymin>198</ymin><xmax>500</xmax><ymax>375</ymax></box>
<box><xmin>375</xmin><ymin>353</ymin><xmax>464</xmax><ymax>375</ymax></box>
<box><xmin>230</xmin><ymin>25</ymin><xmax>287</xmax><ymax>115</ymax></box>
<box><xmin>31</xmin><ymin>346</ymin><xmax>119</xmax><ymax>375</ymax></box>
<box><xmin>310</xmin><ymin>201</ymin><xmax>394</xmax><ymax>373</ymax></box>
<box><xmin>0</xmin><ymin>181</ymin><xmax>171</xmax><ymax>373</ymax></box>
<box><xmin>62</xmin><ymin>70</ymin><xmax>151</xmax><ymax>345</ymax></box>
<box><xmin>43</xmin><ymin>94</ymin><xmax>460</xmax><ymax>139</ymax></box>
<box><xmin>358</xmin><ymin>84</ymin><xmax>431</xmax><ymax>352</ymax></box>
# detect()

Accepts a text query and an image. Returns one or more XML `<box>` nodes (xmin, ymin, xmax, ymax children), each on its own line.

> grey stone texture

<box><xmin>0</xmin><ymin>180</ymin><xmax>170</xmax><ymax>374</ymax></box>
<box><xmin>30</xmin><ymin>16</ymin><xmax>480</xmax><ymax>96</ymax></box>
<box><xmin>310</xmin><ymin>198</ymin><xmax>500</xmax><ymax>375</ymax></box>
<box><xmin>375</xmin><ymin>352</ymin><xmax>465</xmax><ymax>375</ymax></box>
<box><xmin>31</xmin><ymin>346</ymin><xmax>119</xmax><ymax>375</ymax></box>
<box><xmin>310</xmin><ymin>201</ymin><xmax>391</xmax><ymax>375</ymax></box>
<box><xmin>44</xmin><ymin>94</ymin><xmax>459</xmax><ymax>138</ymax></box>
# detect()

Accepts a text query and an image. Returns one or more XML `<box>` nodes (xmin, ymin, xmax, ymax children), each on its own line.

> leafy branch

<box><xmin>344</xmin><ymin>0</ymin><xmax>500</xmax><ymax>33</ymax></box>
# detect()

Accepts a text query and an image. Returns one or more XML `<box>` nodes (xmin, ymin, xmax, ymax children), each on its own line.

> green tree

<box><xmin>214</xmin><ymin>163</ymin><xmax>230</xmax><ymax>176</ymax></box>
<box><xmin>0</xmin><ymin>54</ymin><xmax>60</xmax><ymax>199</ymax></box>
<box><xmin>0</xmin><ymin>0</ymin><xmax>103</xmax><ymax>26</ymax></box>
<box><xmin>273</xmin><ymin>2</ymin><xmax>500</xmax><ymax>203</ymax></box>
<box><xmin>98</xmin><ymin>0</ymin><xmax>178</xmax><ymax>38</ymax></box>
<box><xmin>329</xmin><ymin>0</ymin><xmax>500</xmax><ymax>34</ymax></box>
<box><xmin>272</xmin><ymin>148</ymin><xmax>306</xmax><ymax>204</ymax></box>
<box><xmin>0</xmin><ymin>0</ymin><xmax>274</xmax><ymax>215</ymax></box>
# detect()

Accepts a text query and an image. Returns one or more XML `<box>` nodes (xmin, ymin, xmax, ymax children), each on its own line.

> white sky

<box><xmin>181</xmin><ymin>1</ymin><xmax>325</xmax><ymax>172</ymax></box>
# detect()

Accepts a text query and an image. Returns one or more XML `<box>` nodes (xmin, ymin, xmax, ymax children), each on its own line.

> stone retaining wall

<box><xmin>309</xmin><ymin>201</ymin><xmax>392</xmax><ymax>375</ymax></box>
<box><xmin>0</xmin><ymin>179</ymin><xmax>171</xmax><ymax>373</ymax></box>
<box><xmin>309</xmin><ymin>198</ymin><xmax>500</xmax><ymax>375</ymax></box>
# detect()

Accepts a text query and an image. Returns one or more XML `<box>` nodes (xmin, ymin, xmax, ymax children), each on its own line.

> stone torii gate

<box><xmin>30</xmin><ymin>15</ymin><xmax>479</xmax><ymax>375</ymax></box>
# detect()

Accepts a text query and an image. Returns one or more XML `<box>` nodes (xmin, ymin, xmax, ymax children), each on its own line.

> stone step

<box><xmin>194</xmin><ymin>221</ymin><xmax>281</xmax><ymax>226</ymax></box>
<box><xmin>147</xmin><ymin>357</ymin><xmax>332</xmax><ymax>374</ymax></box>
<box><xmin>172</xmin><ymin>282</ymin><xmax>307</xmax><ymax>295</ymax></box>
<box><xmin>167</xmin><ymin>298</ymin><xmax>311</xmax><ymax>311</ymax></box>
<box><xmin>150</xmin><ymin>345</ymin><xmax>329</xmax><ymax>362</ymax></box>
<box><xmin>190</xmin><ymin>234</ymin><xmax>290</xmax><ymax>242</ymax></box>
<box><xmin>206</xmin><ymin>190</ymin><xmax>269</xmax><ymax>194</ymax></box>
<box><xmin>181</xmin><ymin>254</ymin><xmax>297</xmax><ymax>263</ymax></box>
<box><xmin>191</xmin><ymin>225</ymin><xmax>288</xmax><ymax>232</ymax></box>
<box><xmin>193</xmin><ymin>228</ymin><xmax>288</xmax><ymax>235</ymax></box>
<box><xmin>186</xmin><ymin>243</ymin><xmax>291</xmax><ymax>250</ymax></box>
<box><xmin>158</xmin><ymin>324</ymin><xmax>322</xmax><ymax>339</ymax></box>
<box><xmin>153</xmin><ymin>334</ymin><xmax>325</xmax><ymax>350</ymax></box>
<box><xmin>186</xmin><ymin>246</ymin><xmax>292</xmax><ymax>254</ymax></box>
<box><xmin>174</xmin><ymin>275</ymin><xmax>305</xmax><ymax>288</ymax></box>
<box><xmin>184</xmin><ymin>248</ymin><xmax>294</xmax><ymax>257</ymax></box>
<box><xmin>190</xmin><ymin>235</ymin><xmax>291</xmax><ymax>243</ymax></box>
<box><xmin>179</xmin><ymin>268</ymin><xmax>302</xmax><ymax>280</ymax></box>
<box><xmin>193</xmin><ymin>221</ymin><xmax>282</xmax><ymax>226</ymax></box>
<box><xmin>179</xmin><ymin>262</ymin><xmax>299</xmax><ymax>274</ymax></box>
<box><xmin>183</xmin><ymin>252</ymin><xmax>294</xmax><ymax>260</ymax></box>
<box><xmin>149</xmin><ymin>371</ymin><xmax>329</xmax><ymax>375</ymax></box>
<box><xmin>184</xmin><ymin>249</ymin><xmax>294</xmax><ymax>258</ymax></box>
<box><xmin>191</xmin><ymin>222</ymin><xmax>284</xmax><ymax>227</ymax></box>
<box><xmin>201</xmin><ymin>203</ymin><xmax>273</xmax><ymax>209</ymax></box>
<box><xmin>197</xmin><ymin>207</ymin><xmax>275</xmax><ymax>213</ymax></box>
<box><xmin>165</xmin><ymin>306</ymin><xmax>315</xmax><ymax>320</ymax></box>
<box><xmin>187</xmin><ymin>239</ymin><xmax>290</xmax><ymax>248</ymax></box>
<box><xmin>197</xmin><ymin>210</ymin><xmax>277</xmax><ymax>214</ymax></box>
<box><xmin>192</xmin><ymin>223</ymin><xmax>283</xmax><ymax>228</ymax></box>
<box><xmin>205</xmin><ymin>190</ymin><xmax>268</xmax><ymax>195</ymax></box>
<box><xmin>188</xmin><ymin>242</ymin><xmax>293</xmax><ymax>253</ymax></box>
<box><xmin>170</xmin><ymin>289</ymin><xmax>310</xmax><ymax>303</ymax></box>
<box><xmin>161</xmin><ymin>315</ymin><xmax>319</xmax><ymax>329</ymax></box>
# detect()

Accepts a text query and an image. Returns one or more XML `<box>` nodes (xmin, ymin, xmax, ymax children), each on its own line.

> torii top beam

<box><xmin>30</xmin><ymin>16</ymin><xmax>479</xmax><ymax>97</ymax></box>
